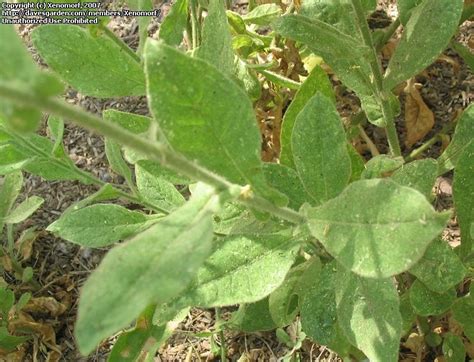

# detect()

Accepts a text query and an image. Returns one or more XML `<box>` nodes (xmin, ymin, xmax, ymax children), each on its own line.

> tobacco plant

<box><xmin>0</xmin><ymin>0</ymin><xmax>473</xmax><ymax>360</ymax></box>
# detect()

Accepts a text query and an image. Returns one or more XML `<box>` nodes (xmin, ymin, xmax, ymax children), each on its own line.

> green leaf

<box><xmin>347</xmin><ymin>144</ymin><xmax>365</xmax><ymax>182</ymax></box>
<box><xmin>384</xmin><ymin>0</ymin><xmax>464</xmax><ymax>90</ymax></box>
<box><xmin>451</xmin><ymin>40</ymin><xmax>474</xmax><ymax>71</ymax></box>
<box><xmin>126</xmin><ymin>0</ymin><xmax>153</xmax><ymax>55</ymax></box>
<box><xmin>305</xmin><ymin>179</ymin><xmax>450</xmax><ymax>278</ymax></box>
<box><xmin>165</xmin><ymin>233</ymin><xmax>301</xmax><ymax>309</ymax></box>
<box><xmin>32</xmin><ymin>25</ymin><xmax>145</xmax><ymax>97</ymax></box>
<box><xmin>137</xmin><ymin>160</ymin><xmax>191</xmax><ymax>185</ymax></box>
<box><xmin>47</xmin><ymin>115</ymin><xmax>65</xmax><ymax>157</ymax></box>
<box><xmin>453</xmin><ymin>141</ymin><xmax>474</xmax><ymax>255</ymax></box>
<box><xmin>409</xmin><ymin>238</ymin><xmax>466</xmax><ymax>293</ymax></box>
<box><xmin>273</xmin><ymin>14</ymin><xmax>373</xmax><ymax>96</ymax></box>
<box><xmin>361</xmin><ymin>155</ymin><xmax>404</xmax><ymax>179</ymax></box>
<box><xmin>145</xmin><ymin>40</ymin><xmax>278</xmax><ymax>202</ymax></box>
<box><xmin>226</xmin><ymin>10</ymin><xmax>246</xmax><ymax>33</ymax></box>
<box><xmin>4</xmin><ymin>196</ymin><xmax>44</xmax><ymax>224</ymax></box>
<box><xmin>399</xmin><ymin>292</ymin><xmax>416</xmax><ymax>336</ymax></box>
<box><xmin>0</xmin><ymin>327</ymin><xmax>29</xmax><ymax>352</ymax></box>
<box><xmin>443</xmin><ymin>333</ymin><xmax>466</xmax><ymax>362</ymax></box>
<box><xmin>398</xmin><ymin>0</ymin><xmax>423</xmax><ymax>25</ymax></box>
<box><xmin>258</xmin><ymin>70</ymin><xmax>301</xmax><ymax>90</ymax></box>
<box><xmin>242</xmin><ymin>4</ymin><xmax>281</xmax><ymax>25</ymax></box>
<box><xmin>0</xmin><ymin>288</ymin><xmax>15</xmax><ymax>315</ymax></box>
<box><xmin>0</xmin><ymin>144</ymin><xmax>33</xmax><ymax>175</ymax></box>
<box><xmin>103</xmin><ymin>109</ymin><xmax>151</xmax><ymax>134</ymax></box>
<box><xmin>336</xmin><ymin>269</ymin><xmax>402</xmax><ymax>362</ymax></box>
<box><xmin>280</xmin><ymin>66</ymin><xmax>335</xmax><ymax>168</ymax></box>
<box><xmin>391</xmin><ymin>158</ymin><xmax>438</xmax><ymax>199</ymax></box>
<box><xmin>451</xmin><ymin>293</ymin><xmax>474</xmax><ymax>341</ymax></box>
<box><xmin>268</xmin><ymin>262</ymin><xmax>307</xmax><ymax>327</ymax></box>
<box><xmin>135</xmin><ymin>162</ymin><xmax>185</xmax><ymax>211</ymax></box>
<box><xmin>75</xmin><ymin>185</ymin><xmax>218</xmax><ymax>355</ymax></box>
<box><xmin>438</xmin><ymin>104</ymin><xmax>474</xmax><ymax>174</ymax></box>
<box><xmin>234</xmin><ymin>59</ymin><xmax>261</xmax><ymax>100</ymax></box>
<box><xmin>159</xmin><ymin>0</ymin><xmax>189</xmax><ymax>47</ymax></box>
<box><xmin>292</xmin><ymin>93</ymin><xmax>351</xmax><ymax>205</ymax></box>
<box><xmin>228</xmin><ymin>297</ymin><xmax>277</xmax><ymax>332</ymax></box>
<box><xmin>197</xmin><ymin>0</ymin><xmax>234</xmax><ymax>76</ymax></box>
<box><xmin>410</xmin><ymin>280</ymin><xmax>456</xmax><ymax>316</ymax></box>
<box><xmin>262</xmin><ymin>163</ymin><xmax>306</xmax><ymax>210</ymax></box>
<box><xmin>63</xmin><ymin>184</ymin><xmax>121</xmax><ymax>214</ymax></box>
<box><xmin>0</xmin><ymin>171</ymin><xmax>23</xmax><ymax>233</ymax></box>
<box><xmin>105</xmin><ymin>138</ymin><xmax>134</xmax><ymax>188</ymax></box>
<box><xmin>47</xmin><ymin>204</ymin><xmax>154</xmax><ymax>247</ymax></box>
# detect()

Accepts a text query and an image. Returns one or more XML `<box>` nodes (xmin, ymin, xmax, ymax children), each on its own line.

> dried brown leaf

<box><xmin>23</xmin><ymin>297</ymin><xmax>67</xmax><ymax>317</ymax></box>
<box><xmin>404</xmin><ymin>80</ymin><xmax>435</xmax><ymax>148</ymax></box>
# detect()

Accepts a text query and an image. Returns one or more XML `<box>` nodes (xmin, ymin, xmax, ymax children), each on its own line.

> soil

<box><xmin>1</xmin><ymin>0</ymin><xmax>472</xmax><ymax>361</ymax></box>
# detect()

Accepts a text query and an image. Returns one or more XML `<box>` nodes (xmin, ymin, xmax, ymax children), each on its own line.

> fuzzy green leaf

<box><xmin>443</xmin><ymin>333</ymin><xmax>466</xmax><ymax>362</ymax></box>
<box><xmin>159</xmin><ymin>0</ymin><xmax>189</xmax><ymax>47</ymax></box>
<box><xmin>451</xmin><ymin>293</ymin><xmax>474</xmax><ymax>341</ymax></box>
<box><xmin>0</xmin><ymin>144</ymin><xmax>33</xmax><ymax>175</ymax></box>
<box><xmin>32</xmin><ymin>25</ymin><xmax>145</xmax><ymax>97</ymax></box>
<box><xmin>391</xmin><ymin>158</ymin><xmax>438</xmax><ymax>199</ymax></box>
<box><xmin>75</xmin><ymin>185</ymin><xmax>218</xmax><ymax>355</ymax></box>
<box><xmin>361</xmin><ymin>155</ymin><xmax>404</xmax><ymax>179</ymax></box>
<box><xmin>242</xmin><ymin>4</ymin><xmax>281</xmax><ymax>25</ymax></box>
<box><xmin>0</xmin><ymin>171</ymin><xmax>23</xmax><ymax>233</ymax></box>
<box><xmin>336</xmin><ymin>269</ymin><xmax>402</xmax><ymax>362</ymax></box>
<box><xmin>229</xmin><ymin>298</ymin><xmax>277</xmax><ymax>332</ymax></box>
<box><xmin>47</xmin><ymin>204</ymin><xmax>154</xmax><ymax>247</ymax></box>
<box><xmin>409</xmin><ymin>280</ymin><xmax>456</xmax><ymax>316</ymax></box>
<box><xmin>105</xmin><ymin>138</ymin><xmax>134</xmax><ymax>188</ymax></box>
<box><xmin>438</xmin><ymin>105</ymin><xmax>474</xmax><ymax>174</ymax></box>
<box><xmin>280</xmin><ymin>66</ymin><xmax>335</xmax><ymax>168</ymax></box>
<box><xmin>292</xmin><ymin>93</ymin><xmax>351</xmax><ymax>205</ymax></box>
<box><xmin>4</xmin><ymin>196</ymin><xmax>44</xmax><ymax>224</ymax></box>
<box><xmin>409</xmin><ymin>238</ymin><xmax>466</xmax><ymax>293</ymax></box>
<box><xmin>453</xmin><ymin>141</ymin><xmax>474</xmax><ymax>255</ymax></box>
<box><xmin>305</xmin><ymin>179</ymin><xmax>450</xmax><ymax>278</ymax></box>
<box><xmin>262</xmin><ymin>163</ymin><xmax>306</xmax><ymax>210</ymax></box>
<box><xmin>398</xmin><ymin>0</ymin><xmax>423</xmax><ymax>25</ymax></box>
<box><xmin>384</xmin><ymin>0</ymin><xmax>464</xmax><ymax>89</ymax></box>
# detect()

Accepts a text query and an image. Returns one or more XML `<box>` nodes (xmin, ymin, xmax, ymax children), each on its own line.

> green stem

<box><xmin>99</xmin><ymin>24</ymin><xmax>141</xmax><ymax>63</ymax></box>
<box><xmin>351</xmin><ymin>0</ymin><xmax>402</xmax><ymax>157</ymax></box>
<box><xmin>215</xmin><ymin>308</ymin><xmax>227</xmax><ymax>362</ymax></box>
<box><xmin>375</xmin><ymin>17</ymin><xmax>400</xmax><ymax>52</ymax></box>
<box><xmin>0</xmin><ymin>83</ymin><xmax>305</xmax><ymax>225</ymax></box>
<box><xmin>190</xmin><ymin>0</ymin><xmax>199</xmax><ymax>50</ymax></box>
<box><xmin>406</xmin><ymin>122</ymin><xmax>456</xmax><ymax>162</ymax></box>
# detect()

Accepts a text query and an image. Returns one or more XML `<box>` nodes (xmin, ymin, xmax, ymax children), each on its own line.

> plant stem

<box><xmin>0</xmin><ymin>83</ymin><xmax>305</xmax><ymax>225</ymax></box>
<box><xmin>189</xmin><ymin>0</ymin><xmax>199</xmax><ymax>50</ymax></box>
<box><xmin>375</xmin><ymin>17</ymin><xmax>400</xmax><ymax>52</ymax></box>
<box><xmin>99</xmin><ymin>24</ymin><xmax>141</xmax><ymax>63</ymax></box>
<box><xmin>351</xmin><ymin>0</ymin><xmax>402</xmax><ymax>157</ymax></box>
<box><xmin>358</xmin><ymin>125</ymin><xmax>380</xmax><ymax>157</ymax></box>
<box><xmin>215</xmin><ymin>308</ymin><xmax>227</xmax><ymax>362</ymax></box>
<box><xmin>405</xmin><ymin>122</ymin><xmax>456</xmax><ymax>162</ymax></box>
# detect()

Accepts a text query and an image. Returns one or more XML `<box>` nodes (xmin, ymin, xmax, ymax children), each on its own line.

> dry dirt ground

<box><xmin>1</xmin><ymin>0</ymin><xmax>473</xmax><ymax>361</ymax></box>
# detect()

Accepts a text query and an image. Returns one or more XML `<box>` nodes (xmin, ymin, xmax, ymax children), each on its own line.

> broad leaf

<box><xmin>242</xmin><ymin>4</ymin><xmax>281</xmax><ymax>25</ymax></box>
<box><xmin>280</xmin><ymin>66</ymin><xmax>335</xmax><ymax>168</ymax></box>
<box><xmin>103</xmin><ymin>110</ymin><xmax>151</xmax><ymax>134</ymax></box>
<box><xmin>4</xmin><ymin>196</ymin><xmax>44</xmax><ymax>224</ymax></box>
<box><xmin>75</xmin><ymin>185</ymin><xmax>218</xmax><ymax>355</ymax></box>
<box><xmin>453</xmin><ymin>141</ymin><xmax>474</xmax><ymax>255</ymax></box>
<box><xmin>442</xmin><ymin>333</ymin><xmax>466</xmax><ymax>362</ymax></box>
<box><xmin>336</xmin><ymin>269</ymin><xmax>402</xmax><ymax>362</ymax></box>
<box><xmin>305</xmin><ymin>179</ymin><xmax>450</xmax><ymax>278</ymax></box>
<box><xmin>292</xmin><ymin>93</ymin><xmax>351</xmax><ymax>205</ymax></box>
<box><xmin>135</xmin><ymin>162</ymin><xmax>185</xmax><ymax>211</ymax></box>
<box><xmin>451</xmin><ymin>293</ymin><xmax>474</xmax><ymax>341</ymax></box>
<box><xmin>262</xmin><ymin>163</ymin><xmax>306</xmax><ymax>210</ymax></box>
<box><xmin>347</xmin><ymin>144</ymin><xmax>365</xmax><ymax>182</ymax></box>
<box><xmin>391</xmin><ymin>158</ymin><xmax>438</xmax><ymax>199</ymax></box>
<box><xmin>229</xmin><ymin>298</ymin><xmax>277</xmax><ymax>332</ymax></box>
<box><xmin>0</xmin><ymin>144</ymin><xmax>32</xmax><ymax>175</ymax></box>
<box><xmin>145</xmin><ymin>40</ymin><xmax>279</xmax><ymax>202</ymax></box>
<box><xmin>0</xmin><ymin>171</ymin><xmax>23</xmax><ymax>233</ymax></box>
<box><xmin>384</xmin><ymin>0</ymin><xmax>464</xmax><ymax>90</ymax></box>
<box><xmin>0</xmin><ymin>327</ymin><xmax>29</xmax><ymax>353</ymax></box>
<box><xmin>197</xmin><ymin>0</ymin><xmax>234</xmax><ymax>76</ymax></box>
<box><xmin>409</xmin><ymin>238</ymin><xmax>466</xmax><ymax>293</ymax></box>
<box><xmin>438</xmin><ymin>104</ymin><xmax>474</xmax><ymax>174</ymax></box>
<box><xmin>159</xmin><ymin>0</ymin><xmax>189</xmax><ymax>47</ymax></box>
<box><xmin>409</xmin><ymin>280</ymin><xmax>456</xmax><ymax>316</ymax></box>
<box><xmin>47</xmin><ymin>204</ymin><xmax>155</xmax><ymax>247</ymax></box>
<box><xmin>164</xmin><ymin>233</ymin><xmax>301</xmax><ymax>309</ymax></box>
<box><xmin>32</xmin><ymin>25</ymin><xmax>145</xmax><ymax>97</ymax></box>
<box><xmin>399</xmin><ymin>292</ymin><xmax>416</xmax><ymax>336</ymax></box>
<box><xmin>361</xmin><ymin>155</ymin><xmax>404</xmax><ymax>179</ymax></box>
<box><xmin>273</xmin><ymin>14</ymin><xmax>374</xmax><ymax>96</ymax></box>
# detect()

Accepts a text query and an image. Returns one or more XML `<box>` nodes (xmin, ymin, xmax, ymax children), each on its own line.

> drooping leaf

<box><xmin>196</xmin><ymin>0</ymin><xmax>234</xmax><ymax>76</ymax></box>
<box><xmin>451</xmin><ymin>293</ymin><xmax>474</xmax><ymax>341</ymax></box>
<box><xmin>159</xmin><ymin>0</ymin><xmax>189</xmax><ymax>47</ymax></box>
<box><xmin>443</xmin><ymin>333</ymin><xmax>466</xmax><ymax>362</ymax></box>
<box><xmin>145</xmin><ymin>40</ymin><xmax>281</xmax><ymax>202</ymax></box>
<box><xmin>453</xmin><ymin>141</ymin><xmax>474</xmax><ymax>256</ymax></box>
<box><xmin>164</xmin><ymin>233</ymin><xmax>301</xmax><ymax>309</ymax></box>
<box><xmin>273</xmin><ymin>14</ymin><xmax>374</xmax><ymax>96</ymax></box>
<box><xmin>75</xmin><ymin>185</ymin><xmax>219</xmax><ymax>355</ymax></box>
<box><xmin>4</xmin><ymin>196</ymin><xmax>44</xmax><ymax>224</ymax></box>
<box><xmin>242</xmin><ymin>4</ymin><xmax>281</xmax><ymax>25</ymax></box>
<box><xmin>228</xmin><ymin>298</ymin><xmax>277</xmax><ymax>332</ymax></box>
<box><xmin>438</xmin><ymin>104</ymin><xmax>474</xmax><ymax>174</ymax></box>
<box><xmin>105</xmin><ymin>138</ymin><xmax>134</xmax><ymax>188</ymax></box>
<box><xmin>0</xmin><ymin>171</ymin><xmax>23</xmax><ymax>233</ymax></box>
<box><xmin>409</xmin><ymin>280</ymin><xmax>456</xmax><ymax>316</ymax></box>
<box><xmin>32</xmin><ymin>25</ymin><xmax>145</xmax><ymax>97</ymax></box>
<box><xmin>135</xmin><ymin>162</ymin><xmax>185</xmax><ymax>212</ymax></box>
<box><xmin>361</xmin><ymin>154</ymin><xmax>404</xmax><ymax>179</ymax></box>
<box><xmin>409</xmin><ymin>238</ymin><xmax>466</xmax><ymax>293</ymax></box>
<box><xmin>262</xmin><ymin>163</ymin><xmax>307</xmax><ymax>210</ymax></box>
<box><xmin>47</xmin><ymin>204</ymin><xmax>155</xmax><ymax>247</ymax></box>
<box><xmin>292</xmin><ymin>93</ymin><xmax>351</xmax><ymax>205</ymax></box>
<box><xmin>304</xmin><ymin>179</ymin><xmax>450</xmax><ymax>278</ymax></box>
<box><xmin>280</xmin><ymin>65</ymin><xmax>335</xmax><ymax>168</ymax></box>
<box><xmin>391</xmin><ymin>158</ymin><xmax>438</xmax><ymax>199</ymax></box>
<box><xmin>336</xmin><ymin>269</ymin><xmax>402</xmax><ymax>362</ymax></box>
<box><xmin>384</xmin><ymin>0</ymin><xmax>464</xmax><ymax>89</ymax></box>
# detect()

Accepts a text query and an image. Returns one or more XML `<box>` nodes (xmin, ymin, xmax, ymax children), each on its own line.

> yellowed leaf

<box><xmin>404</xmin><ymin>79</ymin><xmax>435</xmax><ymax>148</ymax></box>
